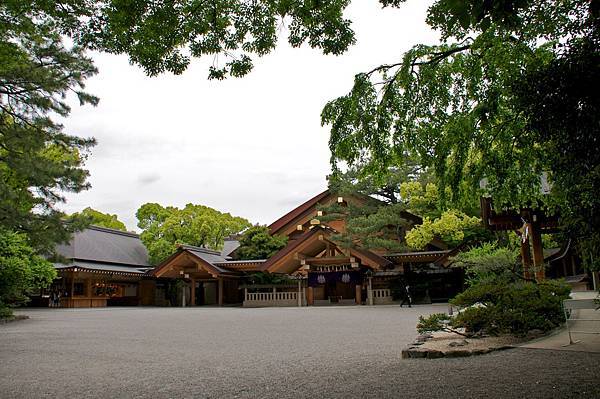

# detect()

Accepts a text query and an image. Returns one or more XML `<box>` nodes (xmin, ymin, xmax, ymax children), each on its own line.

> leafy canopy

<box><xmin>136</xmin><ymin>202</ymin><xmax>250</xmax><ymax>265</ymax></box>
<box><xmin>323</xmin><ymin>0</ymin><xmax>594</xmax><ymax>206</ymax></box>
<box><xmin>405</xmin><ymin>210</ymin><xmax>483</xmax><ymax>250</ymax></box>
<box><xmin>235</xmin><ymin>225</ymin><xmax>287</xmax><ymax>261</ymax></box>
<box><xmin>0</xmin><ymin>228</ymin><xmax>56</xmax><ymax>316</ymax></box>
<box><xmin>71</xmin><ymin>207</ymin><xmax>127</xmax><ymax>231</ymax></box>
<box><xmin>1</xmin><ymin>0</ymin><xmax>98</xmax><ymax>253</ymax></box>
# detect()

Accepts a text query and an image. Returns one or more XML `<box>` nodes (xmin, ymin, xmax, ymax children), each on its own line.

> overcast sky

<box><xmin>60</xmin><ymin>0</ymin><xmax>439</xmax><ymax>231</ymax></box>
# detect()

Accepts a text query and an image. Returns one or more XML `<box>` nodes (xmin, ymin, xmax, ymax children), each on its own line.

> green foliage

<box><xmin>235</xmin><ymin>225</ymin><xmax>287</xmax><ymax>261</ymax></box>
<box><xmin>1</xmin><ymin>1</ymin><xmax>98</xmax><ymax>253</ymax></box>
<box><xmin>451</xmin><ymin>242</ymin><xmax>518</xmax><ymax>284</ymax></box>
<box><xmin>71</xmin><ymin>207</ymin><xmax>127</xmax><ymax>231</ymax></box>
<box><xmin>319</xmin><ymin>195</ymin><xmax>410</xmax><ymax>251</ymax></box>
<box><xmin>323</xmin><ymin>0</ymin><xmax>594</xmax><ymax>214</ymax></box>
<box><xmin>136</xmin><ymin>202</ymin><xmax>250</xmax><ymax>265</ymax></box>
<box><xmin>418</xmin><ymin>280</ymin><xmax>571</xmax><ymax>337</ymax></box>
<box><xmin>513</xmin><ymin>35</ymin><xmax>600</xmax><ymax>270</ymax></box>
<box><xmin>246</xmin><ymin>272</ymin><xmax>292</xmax><ymax>285</ymax></box>
<box><xmin>0</xmin><ymin>229</ymin><xmax>57</xmax><ymax>317</ymax></box>
<box><xmin>450</xmin><ymin>280</ymin><xmax>571</xmax><ymax>336</ymax></box>
<box><xmin>420</xmin><ymin>238</ymin><xmax>571</xmax><ymax>337</ymax></box>
<box><xmin>417</xmin><ymin>312</ymin><xmax>468</xmax><ymax>337</ymax></box>
<box><xmin>405</xmin><ymin>210</ymin><xmax>484</xmax><ymax>250</ymax></box>
<box><xmin>73</xmin><ymin>0</ymin><xmax>357</xmax><ymax>78</ymax></box>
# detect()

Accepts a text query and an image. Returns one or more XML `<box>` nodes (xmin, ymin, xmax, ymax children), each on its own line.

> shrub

<box><xmin>418</xmin><ymin>279</ymin><xmax>571</xmax><ymax>337</ymax></box>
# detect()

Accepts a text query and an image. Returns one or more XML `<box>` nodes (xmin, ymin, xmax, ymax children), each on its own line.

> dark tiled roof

<box><xmin>220</xmin><ymin>239</ymin><xmax>240</xmax><ymax>257</ymax></box>
<box><xmin>177</xmin><ymin>245</ymin><xmax>234</xmax><ymax>274</ymax></box>
<box><xmin>55</xmin><ymin>226</ymin><xmax>150</xmax><ymax>267</ymax></box>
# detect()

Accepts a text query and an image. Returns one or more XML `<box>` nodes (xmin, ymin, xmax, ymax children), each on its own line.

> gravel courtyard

<box><xmin>1</xmin><ymin>305</ymin><xmax>598</xmax><ymax>398</ymax></box>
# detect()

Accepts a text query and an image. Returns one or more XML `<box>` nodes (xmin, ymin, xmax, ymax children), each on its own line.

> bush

<box><xmin>0</xmin><ymin>305</ymin><xmax>14</xmax><ymax>319</ymax></box>
<box><xmin>418</xmin><ymin>279</ymin><xmax>571</xmax><ymax>337</ymax></box>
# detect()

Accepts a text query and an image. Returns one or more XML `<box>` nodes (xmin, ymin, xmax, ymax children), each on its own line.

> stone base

<box><xmin>401</xmin><ymin>333</ymin><xmax>517</xmax><ymax>359</ymax></box>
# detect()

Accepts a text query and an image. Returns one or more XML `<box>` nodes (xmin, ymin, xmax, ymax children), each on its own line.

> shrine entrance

<box><xmin>308</xmin><ymin>269</ymin><xmax>363</xmax><ymax>305</ymax></box>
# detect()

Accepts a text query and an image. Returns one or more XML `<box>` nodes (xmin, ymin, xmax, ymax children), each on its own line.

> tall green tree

<box><xmin>71</xmin><ymin>207</ymin><xmax>127</xmax><ymax>231</ymax></box>
<box><xmin>136</xmin><ymin>203</ymin><xmax>250</xmax><ymax>265</ymax></box>
<box><xmin>1</xmin><ymin>0</ymin><xmax>98</xmax><ymax>253</ymax></box>
<box><xmin>234</xmin><ymin>225</ymin><xmax>288</xmax><ymax>260</ymax></box>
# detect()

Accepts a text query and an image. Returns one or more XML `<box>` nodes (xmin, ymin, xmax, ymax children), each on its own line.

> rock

<box><xmin>411</xmin><ymin>341</ymin><xmax>424</xmax><ymax>346</ymax></box>
<box><xmin>448</xmin><ymin>339</ymin><xmax>469</xmax><ymax>347</ymax></box>
<box><xmin>426</xmin><ymin>350</ymin><xmax>444</xmax><ymax>359</ymax></box>
<box><xmin>410</xmin><ymin>349</ymin><xmax>429</xmax><ymax>359</ymax></box>
<box><xmin>444</xmin><ymin>349</ymin><xmax>472</xmax><ymax>358</ymax></box>
<box><xmin>415</xmin><ymin>334</ymin><xmax>433</xmax><ymax>342</ymax></box>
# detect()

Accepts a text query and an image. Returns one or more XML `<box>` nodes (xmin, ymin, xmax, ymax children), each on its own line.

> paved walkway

<box><xmin>1</xmin><ymin>305</ymin><xmax>599</xmax><ymax>398</ymax></box>
<box><xmin>520</xmin><ymin>291</ymin><xmax>600</xmax><ymax>353</ymax></box>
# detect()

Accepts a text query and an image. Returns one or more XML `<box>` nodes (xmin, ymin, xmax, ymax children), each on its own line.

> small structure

<box><xmin>51</xmin><ymin>226</ymin><xmax>153</xmax><ymax>307</ymax></box>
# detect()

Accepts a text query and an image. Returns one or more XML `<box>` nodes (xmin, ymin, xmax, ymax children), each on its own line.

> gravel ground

<box><xmin>1</xmin><ymin>305</ymin><xmax>598</xmax><ymax>398</ymax></box>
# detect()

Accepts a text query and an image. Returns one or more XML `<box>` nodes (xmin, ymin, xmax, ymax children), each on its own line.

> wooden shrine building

<box><xmin>44</xmin><ymin>190</ymin><xmax>465</xmax><ymax>308</ymax></box>
<box><xmin>50</xmin><ymin>226</ymin><xmax>154</xmax><ymax>307</ymax></box>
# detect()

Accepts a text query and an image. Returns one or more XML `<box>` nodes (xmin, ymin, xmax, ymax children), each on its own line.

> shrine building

<box><xmin>46</xmin><ymin>190</ymin><xmax>466</xmax><ymax>308</ymax></box>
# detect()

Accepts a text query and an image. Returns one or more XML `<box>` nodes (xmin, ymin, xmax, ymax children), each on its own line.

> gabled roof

<box><xmin>262</xmin><ymin>225</ymin><xmax>391</xmax><ymax>274</ymax></box>
<box><xmin>350</xmin><ymin>246</ymin><xmax>393</xmax><ymax>269</ymax></box>
<box><xmin>269</xmin><ymin>190</ymin><xmax>331</xmax><ymax>234</ymax></box>
<box><xmin>151</xmin><ymin>245</ymin><xmax>270</xmax><ymax>277</ymax></box>
<box><xmin>55</xmin><ymin>226</ymin><xmax>149</xmax><ymax>267</ymax></box>
<box><xmin>269</xmin><ymin>189</ymin><xmax>425</xmax><ymax>238</ymax></box>
<box><xmin>151</xmin><ymin>245</ymin><xmax>236</xmax><ymax>278</ymax></box>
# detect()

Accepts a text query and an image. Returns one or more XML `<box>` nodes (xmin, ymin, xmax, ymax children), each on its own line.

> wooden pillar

<box><xmin>367</xmin><ymin>277</ymin><xmax>373</xmax><ymax>306</ymax></box>
<box><xmin>218</xmin><ymin>278</ymin><xmax>223</xmax><ymax>306</ymax></box>
<box><xmin>355</xmin><ymin>284</ymin><xmax>362</xmax><ymax>305</ymax></box>
<box><xmin>190</xmin><ymin>278</ymin><xmax>196</xmax><ymax>306</ymax></box>
<box><xmin>521</xmin><ymin>234</ymin><xmax>533</xmax><ymax>280</ymax></box>
<box><xmin>86</xmin><ymin>278</ymin><xmax>92</xmax><ymax>307</ymax></box>
<box><xmin>297</xmin><ymin>280</ymin><xmax>302</xmax><ymax>307</ymax></box>
<box><xmin>70</xmin><ymin>275</ymin><xmax>75</xmax><ymax>308</ymax></box>
<box><xmin>307</xmin><ymin>286</ymin><xmax>314</xmax><ymax>306</ymax></box>
<box><xmin>530</xmin><ymin>221</ymin><xmax>545</xmax><ymax>281</ymax></box>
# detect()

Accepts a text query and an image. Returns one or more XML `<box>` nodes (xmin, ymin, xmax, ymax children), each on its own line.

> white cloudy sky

<box><xmin>60</xmin><ymin>0</ymin><xmax>439</xmax><ymax>231</ymax></box>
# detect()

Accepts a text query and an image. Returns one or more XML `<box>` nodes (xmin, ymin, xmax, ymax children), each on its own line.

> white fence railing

<box><xmin>246</xmin><ymin>291</ymin><xmax>298</xmax><ymax>302</ymax></box>
<box><xmin>371</xmin><ymin>288</ymin><xmax>393</xmax><ymax>305</ymax></box>
<box><xmin>372</xmin><ymin>289</ymin><xmax>391</xmax><ymax>298</ymax></box>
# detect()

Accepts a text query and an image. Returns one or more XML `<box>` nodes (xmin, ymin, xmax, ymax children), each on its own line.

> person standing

<box><xmin>400</xmin><ymin>284</ymin><xmax>412</xmax><ymax>308</ymax></box>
